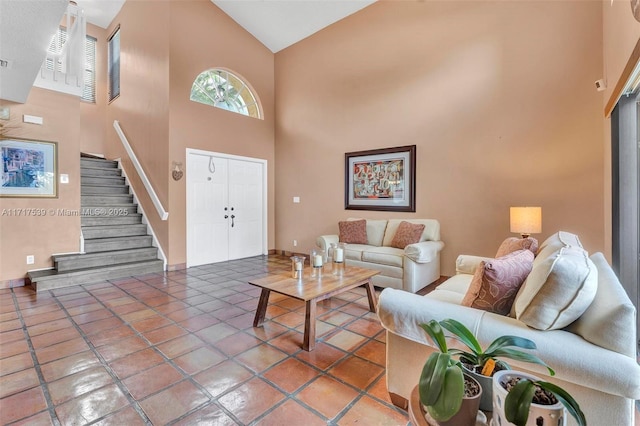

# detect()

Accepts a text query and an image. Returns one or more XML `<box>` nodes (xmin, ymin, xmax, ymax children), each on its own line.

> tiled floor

<box><xmin>0</xmin><ymin>255</ymin><xmax>410</xmax><ymax>425</ymax></box>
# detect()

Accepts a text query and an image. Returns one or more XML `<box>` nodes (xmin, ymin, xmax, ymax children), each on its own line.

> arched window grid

<box><xmin>190</xmin><ymin>69</ymin><xmax>262</xmax><ymax>120</ymax></box>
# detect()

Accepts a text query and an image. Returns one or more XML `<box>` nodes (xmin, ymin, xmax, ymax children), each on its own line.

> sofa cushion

<box><xmin>361</xmin><ymin>246</ymin><xmax>404</xmax><ymax>268</ymax></box>
<box><xmin>339</xmin><ymin>219</ymin><xmax>367</xmax><ymax>244</ymax></box>
<box><xmin>462</xmin><ymin>250</ymin><xmax>534</xmax><ymax>316</ymax></box>
<box><xmin>383</xmin><ymin>219</ymin><xmax>440</xmax><ymax>246</ymax></box>
<box><xmin>495</xmin><ymin>237</ymin><xmax>538</xmax><ymax>258</ymax></box>
<box><xmin>535</xmin><ymin>231</ymin><xmax>582</xmax><ymax>262</ymax></box>
<box><xmin>513</xmin><ymin>246</ymin><xmax>597</xmax><ymax>330</ymax></box>
<box><xmin>390</xmin><ymin>221</ymin><xmax>425</xmax><ymax>249</ymax></box>
<box><xmin>344</xmin><ymin>244</ymin><xmax>370</xmax><ymax>261</ymax></box>
<box><xmin>566</xmin><ymin>252</ymin><xmax>637</xmax><ymax>357</ymax></box>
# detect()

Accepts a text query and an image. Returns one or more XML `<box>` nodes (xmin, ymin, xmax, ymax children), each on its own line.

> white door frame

<box><xmin>186</xmin><ymin>148</ymin><xmax>268</xmax><ymax>267</ymax></box>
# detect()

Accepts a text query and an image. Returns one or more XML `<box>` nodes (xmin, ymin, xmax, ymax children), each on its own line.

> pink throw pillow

<box><xmin>461</xmin><ymin>249</ymin><xmax>534</xmax><ymax>316</ymax></box>
<box><xmin>339</xmin><ymin>219</ymin><xmax>368</xmax><ymax>244</ymax></box>
<box><xmin>495</xmin><ymin>237</ymin><xmax>539</xmax><ymax>258</ymax></box>
<box><xmin>390</xmin><ymin>221</ymin><xmax>425</xmax><ymax>249</ymax></box>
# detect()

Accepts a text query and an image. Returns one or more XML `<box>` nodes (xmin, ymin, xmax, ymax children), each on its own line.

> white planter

<box><xmin>492</xmin><ymin>370</ymin><xmax>565</xmax><ymax>426</ymax></box>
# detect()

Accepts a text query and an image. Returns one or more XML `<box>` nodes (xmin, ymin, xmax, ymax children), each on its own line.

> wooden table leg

<box><xmin>303</xmin><ymin>299</ymin><xmax>317</xmax><ymax>351</ymax></box>
<box><xmin>364</xmin><ymin>280</ymin><xmax>377</xmax><ymax>312</ymax></box>
<box><xmin>253</xmin><ymin>288</ymin><xmax>271</xmax><ymax>327</ymax></box>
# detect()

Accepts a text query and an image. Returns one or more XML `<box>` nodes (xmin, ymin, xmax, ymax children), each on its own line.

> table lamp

<box><xmin>510</xmin><ymin>207</ymin><xmax>542</xmax><ymax>238</ymax></box>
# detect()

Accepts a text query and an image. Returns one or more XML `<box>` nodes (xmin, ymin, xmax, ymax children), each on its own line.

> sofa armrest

<box><xmin>455</xmin><ymin>254</ymin><xmax>494</xmax><ymax>275</ymax></box>
<box><xmin>316</xmin><ymin>234</ymin><xmax>339</xmax><ymax>254</ymax></box>
<box><xmin>378</xmin><ymin>288</ymin><xmax>640</xmax><ymax>400</ymax></box>
<box><xmin>404</xmin><ymin>241</ymin><xmax>445</xmax><ymax>263</ymax></box>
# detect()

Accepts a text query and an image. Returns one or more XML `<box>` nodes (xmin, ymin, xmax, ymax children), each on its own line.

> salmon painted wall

<box><xmin>167</xmin><ymin>1</ymin><xmax>275</xmax><ymax>267</ymax></box>
<box><xmin>0</xmin><ymin>25</ymin><xmax>107</xmax><ymax>283</ymax></box>
<box><xmin>601</xmin><ymin>0</ymin><xmax>640</xmax><ymax>259</ymax></box>
<box><xmin>274</xmin><ymin>1</ymin><xmax>604</xmax><ymax>276</ymax></box>
<box><xmin>105</xmin><ymin>1</ymin><xmax>171</xmax><ymax>255</ymax></box>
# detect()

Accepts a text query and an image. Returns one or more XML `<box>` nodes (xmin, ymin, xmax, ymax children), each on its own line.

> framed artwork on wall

<box><xmin>345</xmin><ymin>145</ymin><xmax>416</xmax><ymax>212</ymax></box>
<box><xmin>1</xmin><ymin>138</ymin><xmax>58</xmax><ymax>198</ymax></box>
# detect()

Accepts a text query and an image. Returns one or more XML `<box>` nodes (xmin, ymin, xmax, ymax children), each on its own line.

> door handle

<box><xmin>231</xmin><ymin>214</ymin><xmax>235</xmax><ymax>227</ymax></box>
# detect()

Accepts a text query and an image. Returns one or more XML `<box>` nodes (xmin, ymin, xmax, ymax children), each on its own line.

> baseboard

<box><xmin>0</xmin><ymin>278</ymin><xmax>26</xmax><ymax>289</ymax></box>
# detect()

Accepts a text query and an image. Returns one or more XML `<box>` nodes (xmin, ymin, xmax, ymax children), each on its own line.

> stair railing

<box><xmin>113</xmin><ymin>120</ymin><xmax>169</xmax><ymax>220</ymax></box>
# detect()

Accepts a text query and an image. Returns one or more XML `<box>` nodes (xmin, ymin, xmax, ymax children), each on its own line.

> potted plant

<box><xmin>437</xmin><ymin>318</ymin><xmax>555</xmax><ymax>411</ymax></box>
<box><xmin>418</xmin><ymin>320</ymin><xmax>483</xmax><ymax>426</ymax></box>
<box><xmin>493</xmin><ymin>370</ymin><xmax>586</xmax><ymax>426</ymax></box>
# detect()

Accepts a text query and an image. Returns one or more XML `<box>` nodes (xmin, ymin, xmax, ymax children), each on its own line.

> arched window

<box><xmin>190</xmin><ymin>69</ymin><xmax>262</xmax><ymax>119</ymax></box>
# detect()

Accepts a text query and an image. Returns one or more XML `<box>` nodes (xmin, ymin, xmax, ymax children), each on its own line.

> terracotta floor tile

<box><xmin>111</xmin><ymin>301</ymin><xmax>147</xmax><ymax>315</ymax></box>
<box><xmin>268</xmin><ymin>330</ymin><xmax>304</xmax><ymax>354</ymax></box>
<box><xmin>193</xmin><ymin>359</ymin><xmax>253</xmax><ymax>397</ymax></box>
<box><xmin>103</xmin><ymin>296</ymin><xmax>136</xmax><ymax>309</ymax></box>
<box><xmin>324</xmin><ymin>329</ymin><xmax>367</xmax><ymax>352</ymax></box>
<box><xmin>354</xmin><ymin>339</ymin><xmax>386</xmax><ymax>366</ymax></box>
<box><xmin>0</xmin><ymin>339</ymin><xmax>29</xmax><ymax>359</ymax></box>
<box><xmin>122</xmin><ymin>362</ymin><xmax>184</xmax><ymax>400</ymax></box>
<box><xmin>0</xmin><ymin>352</ymin><xmax>34</xmax><ymax>376</ymax></box>
<box><xmin>40</xmin><ymin>351</ymin><xmax>101</xmax><ymax>383</ymax></box>
<box><xmin>263</xmin><ymin>357</ymin><xmax>320</xmax><ymax>393</ymax></box>
<box><xmin>295</xmin><ymin>342</ymin><xmax>346</xmax><ymax>370</ymax></box>
<box><xmin>337</xmin><ymin>395</ymin><xmax>408</xmax><ymax>425</ymax></box>
<box><xmin>296</xmin><ymin>376</ymin><xmax>359</xmax><ymax>420</ymax></box>
<box><xmin>172</xmin><ymin>401</ymin><xmax>236</xmax><ymax>426</ymax></box>
<box><xmin>211</xmin><ymin>306</ymin><xmax>248</xmax><ymax>321</ymax></box>
<box><xmin>120</xmin><ymin>308</ymin><xmax>158</xmax><ymax>323</ymax></box>
<box><xmin>130</xmin><ymin>316</ymin><xmax>172</xmax><ymax>332</ymax></box>
<box><xmin>196</xmin><ymin>322</ymin><xmax>239</xmax><ymax>344</ymax></box>
<box><xmin>319</xmin><ymin>310</ymin><xmax>357</xmax><ymax>326</ymax></box>
<box><xmin>227</xmin><ymin>311</ymin><xmax>258</xmax><ymax>330</ymax></box>
<box><xmin>178</xmin><ymin>313</ymin><xmax>220</xmax><ymax>332</ymax></box>
<box><xmin>19</xmin><ymin>303</ymin><xmax>59</xmax><ymax>318</ymax></box>
<box><xmin>273</xmin><ymin>310</ymin><xmax>305</xmax><ymax>328</ymax></box>
<box><xmin>55</xmin><ymin>384</ymin><xmax>129</xmax><ymax>425</ymax></box>
<box><xmin>0</xmin><ymin>318</ymin><xmax>22</xmax><ymax>333</ymax></box>
<box><xmin>87</xmin><ymin>325</ymin><xmax>136</xmax><ymax>347</ymax></box>
<box><xmin>35</xmin><ymin>337</ymin><xmax>89</xmax><ymax>364</ymax></box>
<box><xmin>218</xmin><ymin>377</ymin><xmax>286</xmax><ymax>424</ymax></box>
<box><xmin>0</xmin><ymin>328</ymin><xmax>25</xmax><ymax>344</ymax></box>
<box><xmin>156</xmin><ymin>334</ymin><xmax>206</xmax><ymax>358</ymax></box>
<box><xmin>91</xmin><ymin>406</ymin><xmax>147</xmax><ymax>426</ymax></box>
<box><xmin>154</xmin><ymin>301</ymin><xmax>191</xmax><ymax>315</ymax></box>
<box><xmin>95</xmin><ymin>336</ymin><xmax>150</xmax><ymax>362</ymax></box>
<box><xmin>0</xmin><ymin>368</ymin><xmax>40</xmax><ymax>398</ymax></box>
<box><xmin>235</xmin><ymin>344</ymin><xmax>288</xmax><ymax>373</ymax></box>
<box><xmin>27</xmin><ymin>318</ymin><xmax>73</xmax><ymax>337</ymax></box>
<box><xmin>66</xmin><ymin>302</ymin><xmax>103</xmax><ymax>317</ymax></box>
<box><xmin>22</xmin><ymin>309</ymin><xmax>66</xmax><ymax>327</ymax></box>
<box><xmin>143</xmin><ymin>324</ymin><xmax>188</xmax><ymax>344</ymax></box>
<box><xmin>255</xmin><ymin>398</ymin><xmax>327</xmax><ymax>426</ymax></box>
<box><xmin>0</xmin><ymin>386</ymin><xmax>47</xmax><ymax>424</ymax></box>
<box><xmin>244</xmin><ymin>321</ymin><xmax>288</xmax><ymax>341</ymax></box>
<box><xmin>174</xmin><ymin>346</ymin><xmax>226</xmax><ymax>374</ymax></box>
<box><xmin>47</xmin><ymin>366</ymin><xmax>114</xmax><ymax>405</ymax></box>
<box><xmin>142</xmin><ymin>294</ymin><xmax>179</xmax><ymax>308</ymax></box>
<box><xmin>139</xmin><ymin>379</ymin><xmax>209</xmax><ymax>425</ymax></box>
<box><xmin>30</xmin><ymin>327</ymin><xmax>81</xmax><ymax>349</ymax></box>
<box><xmin>72</xmin><ymin>309</ymin><xmax>113</xmax><ymax>325</ymax></box>
<box><xmin>215</xmin><ymin>332</ymin><xmax>262</xmax><ymax>356</ymax></box>
<box><xmin>345</xmin><ymin>317</ymin><xmax>384</xmax><ymax>337</ymax></box>
<box><xmin>109</xmin><ymin>347</ymin><xmax>165</xmax><ymax>379</ymax></box>
<box><xmin>8</xmin><ymin>410</ymin><xmax>54</xmax><ymax>426</ymax></box>
<box><xmin>329</xmin><ymin>356</ymin><xmax>384</xmax><ymax>390</ymax></box>
<box><xmin>78</xmin><ymin>316</ymin><xmax>124</xmax><ymax>335</ymax></box>
<box><xmin>368</xmin><ymin>375</ymin><xmax>394</xmax><ymax>405</ymax></box>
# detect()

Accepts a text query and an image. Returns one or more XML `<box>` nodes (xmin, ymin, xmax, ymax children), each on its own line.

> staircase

<box><xmin>28</xmin><ymin>156</ymin><xmax>164</xmax><ymax>291</ymax></box>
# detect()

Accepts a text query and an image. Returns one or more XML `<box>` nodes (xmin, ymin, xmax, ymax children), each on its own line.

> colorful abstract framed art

<box><xmin>345</xmin><ymin>145</ymin><xmax>416</xmax><ymax>212</ymax></box>
<box><xmin>1</xmin><ymin>138</ymin><xmax>58</xmax><ymax>198</ymax></box>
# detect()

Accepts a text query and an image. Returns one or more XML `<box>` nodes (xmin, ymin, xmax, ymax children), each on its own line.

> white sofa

<box><xmin>317</xmin><ymin>219</ymin><xmax>445</xmax><ymax>293</ymax></box>
<box><xmin>377</xmin><ymin>231</ymin><xmax>640</xmax><ymax>426</ymax></box>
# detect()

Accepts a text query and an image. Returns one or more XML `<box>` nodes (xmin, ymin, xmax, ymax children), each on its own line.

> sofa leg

<box><xmin>389</xmin><ymin>392</ymin><xmax>408</xmax><ymax>410</ymax></box>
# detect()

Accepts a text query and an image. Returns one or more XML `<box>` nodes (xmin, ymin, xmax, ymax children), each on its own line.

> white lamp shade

<box><xmin>510</xmin><ymin>207</ymin><xmax>542</xmax><ymax>236</ymax></box>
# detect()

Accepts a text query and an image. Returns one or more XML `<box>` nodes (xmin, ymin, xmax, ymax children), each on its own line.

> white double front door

<box><xmin>186</xmin><ymin>149</ymin><xmax>266</xmax><ymax>267</ymax></box>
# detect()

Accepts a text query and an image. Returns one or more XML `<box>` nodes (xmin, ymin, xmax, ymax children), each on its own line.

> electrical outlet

<box><xmin>293</xmin><ymin>240</ymin><xmax>297</xmax><ymax>247</ymax></box>
<box><xmin>26</xmin><ymin>255</ymin><xmax>34</xmax><ymax>265</ymax></box>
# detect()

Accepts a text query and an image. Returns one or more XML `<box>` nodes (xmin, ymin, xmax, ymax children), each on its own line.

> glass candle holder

<box><xmin>290</xmin><ymin>256</ymin><xmax>305</xmax><ymax>279</ymax></box>
<box><xmin>310</xmin><ymin>249</ymin><xmax>323</xmax><ymax>278</ymax></box>
<box><xmin>327</xmin><ymin>243</ymin><xmax>336</xmax><ymax>264</ymax></box>
<box><xmin>333</xmin><ymin>242</ymin><xmax>346</xmax><ymax>263</ymax></box>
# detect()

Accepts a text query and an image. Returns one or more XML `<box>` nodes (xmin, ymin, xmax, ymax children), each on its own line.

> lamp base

<box><xmin>520</xmin><ymin>234</ymin><xmax>530</xmax><ymax>238</ymax></box>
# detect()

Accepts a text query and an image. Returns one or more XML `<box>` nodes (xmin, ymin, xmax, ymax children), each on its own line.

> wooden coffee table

<box><xmin>249</xmin><ymin>265</ymin><xmax>379</xmax><ymax>351</ymax></box>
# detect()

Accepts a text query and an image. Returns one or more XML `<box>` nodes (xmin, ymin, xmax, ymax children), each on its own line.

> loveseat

<box><xmin>317</xmin><ymin>218</ymin><xmax>444</xmax><ymax>293</ymax></box>
<box><xmin>377</xmin><ymin>231</ymin><xmax>640</xmax><ymax>426</ymax></box>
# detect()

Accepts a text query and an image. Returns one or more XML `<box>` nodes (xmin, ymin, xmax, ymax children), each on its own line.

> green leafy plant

<box><xmin>438</xmin><ymin>318</ymin><xmax>555</xmax><ymax>377</ymax></box>
<box><xmin>504</xmin><ymin>377</ymin><xmax>587</xmax><ymax>426</ymax></box>
<box><xmin>419</xmin><ymin>320</ymin><xmax>474</xmax><ymax>422</ymax></box>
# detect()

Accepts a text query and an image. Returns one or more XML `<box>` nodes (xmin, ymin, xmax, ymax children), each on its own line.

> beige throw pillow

<box><xmin>495</xmin><ymin>237</ymin><xmax>539</xmax><ymax>258</ymax></box>
<box><xmin>513</xmin><ymin>246</ymin><xmax>597</xmax><ymax>330</ymax></box>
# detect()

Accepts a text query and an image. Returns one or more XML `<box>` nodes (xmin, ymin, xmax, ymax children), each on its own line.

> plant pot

<box><xmin>462</xmin><ymin>364</ymin><xmax>494</xmax><ymax>412</ymax></box>
<box><xmin>492</xmin><ymin>370</ymin><xmax>566</xmax><ymax>426</ymax></box>
<box><xmin>423</xmin><ymin>374</ymin><xmax>484</xmax><ymax>426</ymax></box>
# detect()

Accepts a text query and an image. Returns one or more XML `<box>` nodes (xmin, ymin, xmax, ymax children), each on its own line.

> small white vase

<box><xmin>492</xmin><ymin>370</ymin><xmax>565</xmax><ymax>426</ymax></box>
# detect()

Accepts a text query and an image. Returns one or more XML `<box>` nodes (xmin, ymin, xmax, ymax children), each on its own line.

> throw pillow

<box><xmin>512</xmin><ymin>246</ymin><xmax>597</xmax><ymax>330</ymax></box>
<box><xmin>461</xmin><ymin>250</ymin><xmax>534</xmax><ymax>316</ymax></box>
<box><xmin>390</xmin><ymin>221</ymin><xmax>425</xmax><ymax>249</ymax></box>
<box><xmin>338</xmin><ymin>219</ymin><xmax>368</xmax><ymax>244</ymax></box>
<box><xmin>495</xmin><ymin>237</ymin><xmax>539</xmax><ymax>258</ymax></box>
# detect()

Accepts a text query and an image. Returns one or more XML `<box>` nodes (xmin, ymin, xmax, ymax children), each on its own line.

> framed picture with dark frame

<box><xmin>1</xmin><ymin>138</ymin><xmax>58</xmax><ymax>198</ymax></box>
<box><xmin>345</xmin><ymin>145</ymin><xmax>416</xmax><ymax>212</ymax></box>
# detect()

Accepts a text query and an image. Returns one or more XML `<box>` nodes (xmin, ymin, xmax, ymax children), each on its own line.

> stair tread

<box><xmin>84</xmin><ymin>235</ymin><xmax>151</xmax><ymax>242</ymax></box>
<box><xmin>82</xmin><ymin>224</ymin><xmax>146</xmax><ymax>230</ymax></box>
<box><xmin>54</xmin><ymin>247</ymin><xmax>157</xmax><ymax>261</ymax></box>
<box><xmin>29</xmin><ymin>259</ymin><xmax>163</xmax><ymax>280</ymax></box>
<box><xmin>81</xmin><ymin>183</ymin><xmax>128</xmax><ymax>188</ymax></box>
